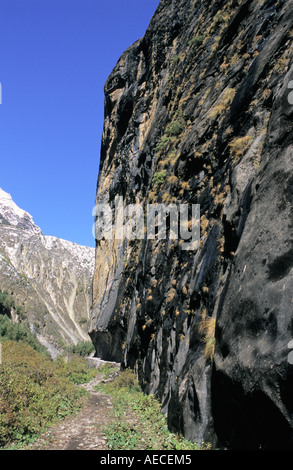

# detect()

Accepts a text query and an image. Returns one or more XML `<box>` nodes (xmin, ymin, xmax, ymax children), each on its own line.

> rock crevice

<box><xmin>90</xmin><ymin>0</ymin><xmax>293</xmax><ymax>449</ymax></box>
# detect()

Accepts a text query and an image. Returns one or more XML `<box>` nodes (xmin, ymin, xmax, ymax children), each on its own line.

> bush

<box><xmin>0</xmin><ymin>290</ymin><xmax>15</xmax><ymax>316</ymax></box>
<box><xmin>96</xmin><ymin>368</ymin><xmax>209</xmax><ymax>450</ymax></box>
<box><xmin>165</xmin><ymin>121</ymin><xmax>183</xmax><ymax>136</ymax></box>
<box><xmin>152</xmin><ymin>171</ymin><xmax>166</xmax><ymax>187</ymax></box>
<box><xmin>165</xmin><ymin>113</ymin><xmax>186</xmax><ymax>137</ymax></box>
<box><xmin>0</xmin><ymin>315</ymin><xmax>47</xmax><ymax>354</ymax></box>
<box><xmin>155</xmin><ymin>135</ymin><xmax>172</xmax><ymax>153</ymax></box>
<box><xmin>0</xmin><ymin>341</ymin><xmax>88</xmax><ymax>448</ymax></box>
<box><xmin>188</xmin><ymin>35</ymin><xmax>205</xmax><ymax>47</ymax></box>
<box><xmin>54</xmin><ymin>354</ymin><xmax>97</xmax><ymax>385</ymax></box>
<box><xmin>172</xmin><ymin>55</ymin><xmax>180</xmax><ymax>65</ymax></box>
<box><xmin>0</xmin><ymin>290</ymin><xmax>46</xmax><ymax>354</ymax></box>
<box><xmin>67</xmin><ymin>340</ymin><xmax>95</xmax><ymax>357</ymax></box>
<box><xmin>155</xmin><ymin>113</ymin><xmax>185</xmax><ymax>155</ymax></box>
<box><xmin>112</xmin><ymin>368</ymin><xmax>141</xmax><ymax>390</ymax></box>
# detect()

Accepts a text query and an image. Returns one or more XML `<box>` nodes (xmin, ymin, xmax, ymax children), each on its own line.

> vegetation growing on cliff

<box><xmin>95</xmin><ymin>368</ymin><xmax>211</xmax><ymax>450</ymax></box>
<box><xmin>0</xmin><ymin>290</ymin><xmax>46</xmax><ymax>354</ymax></box>
<box><xmin>0</xmin><ymin>290</ymin><xmax>23</xmax><ymax>318</ymax></box>
<box><xmin>90</xmin><ymin>0</ymin><xmax>293</xmax><ymax>449</ymax></box>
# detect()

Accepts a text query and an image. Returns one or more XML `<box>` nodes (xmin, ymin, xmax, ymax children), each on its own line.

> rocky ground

<box><xmin>27</xmin><ymin>366</ymin><xmax>118</xmax><ymax>451</ymax></box>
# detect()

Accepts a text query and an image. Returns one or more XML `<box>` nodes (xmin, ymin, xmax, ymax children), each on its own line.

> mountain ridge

<box><xmin>0</xmin><ymin>188</ymin><xmax>95</xmax><ymax>357</ymax></box>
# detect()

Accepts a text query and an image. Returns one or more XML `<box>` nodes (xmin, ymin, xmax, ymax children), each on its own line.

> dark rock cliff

<box><xmin>90</xmin><ymin>0</ymin><xmax>293</xmax><ymax>449</ymax></box>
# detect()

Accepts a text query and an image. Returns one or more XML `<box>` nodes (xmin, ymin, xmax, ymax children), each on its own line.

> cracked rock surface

<box><xmin>90</xmin><ymin>0</ymin><xmax>293</xmax><ymax>449</ymax></box>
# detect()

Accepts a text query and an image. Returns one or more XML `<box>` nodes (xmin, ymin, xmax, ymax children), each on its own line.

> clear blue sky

<box><xmin>0</xmin><ymin>0</ymin><xmax>160</xmax><ymax>247</ymax></box>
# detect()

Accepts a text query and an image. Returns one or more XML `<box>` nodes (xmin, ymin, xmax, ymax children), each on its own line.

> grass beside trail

<box><xmin>0</xmin><ymin>336</ymin><xmax>211</xmax><ymax>450</ymax></box>
<box><xmin>0</xmin><ymin>289</ymin><xmax>98</xmax><ymax>449</ymax></box>
<box><xmin>0</xmin><ymin>340</ymin><xmax>97</xmax><ymax>449</ymax></box>
<box><xmin>95</xmin><ymin>366</ymin><xmax>212</xmax><ymax>451</ymax></box>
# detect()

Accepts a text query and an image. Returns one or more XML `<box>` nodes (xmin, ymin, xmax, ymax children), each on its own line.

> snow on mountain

<box><xmin>0</xmin><ymin>188</ymin><xmax>42</xmax><ymax>235</ymax></box>
<box><xmin>0</xmin><ymin>188</ymin><xmax>95</xmax><ymax>356</ymax></box>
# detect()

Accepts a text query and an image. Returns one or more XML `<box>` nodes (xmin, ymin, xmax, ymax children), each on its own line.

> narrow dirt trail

<box><xmin>28</xmin><ymin>369</ymin><xmax>116</xmax><ymax>451</ymax></box>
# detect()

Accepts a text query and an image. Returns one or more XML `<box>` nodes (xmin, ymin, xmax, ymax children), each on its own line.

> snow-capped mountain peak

<box><xmin>0</xmin><ymin>188</ymin><xmax>42</xmax><ymax>235</ymax></box>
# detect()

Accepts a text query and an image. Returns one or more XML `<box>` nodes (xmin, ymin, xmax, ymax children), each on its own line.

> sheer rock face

<box><xmin>0</xmin><ymin>189</ymin><xmax>95</xmax><ymax>358</ymax></box>
<box><xmin>90</xmin><ymin>0</ymin><xmax>293</xmax><ymax>449</ymax></box>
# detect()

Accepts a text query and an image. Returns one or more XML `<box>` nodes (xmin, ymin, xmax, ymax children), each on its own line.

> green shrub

<box><xmin>172</xmin><ymin>55</ymin><xmax>180</xmax><ymax>65</ymax></box>
<box><xmin>152</xmin><ymin>171</ymin><xmax>167</xmax><ymax>187</ymax></box>
<box><xmin>111</xmin><ymin>368</ymin><xmax>140</xmax><ymax>391</ymax></box>
<box><xmin>155</xmin><ymin>135</ymin><xmax>172</xmax><ymax>153</ymax></box>
<box><xmin>188</xmin><ymin>35</ymin><xmax>205</xmax><ymax>47</ymax></box>
<box><xmin>98</xmin><ymin>363</ymin><xmax>118</xmax><ymax>379</ymax></box>
<box><xmin>0</xmin><ymin>341</ymin><xmax>88</xmax><ymax>448</ymax></box>
<box><xmin>0</xmin><ymin>291</ymin><xmax>46</xmax><ymax>354</ymax></box>
<box><xmin>55</xmin><ymin>353</ymin><xmax>97</xmax><ymax>385</ymax></box>
<box><xmin>0</xmin><ymin>290</ymin><xmax>15</xmax><ymax>316</ymax></box>
<box><xmin>155</xmin><ymin>112</ymin><xmax>185</xmax><ymax>155</ymax></box>
<box><xmin>0</xmin><ymin>315</ymin><xmax>47</xmax><ymax>354</ymax></box>
<box><xmin>0</xmin><ymin>289</ymin><xmax>26</xmax><ymax>320</ymax></box>
<box><xmin>165</xmin><ymin>113</ymin><xmax>186</xmax><ymax>137</ymax></box>
<box><xmin>165</xmin><ymin>121</ymin><xmax>183</xmax><ymax>137</ymax></box>
<box><xmin>67</xmin><ymin>340</ymin><xmax>95</xmax><ymax>357</ymax></box>
<box><xmin>96</xmin><ymin>369</ymin><xmax>210</xmax><ymax>450</ymax></box>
